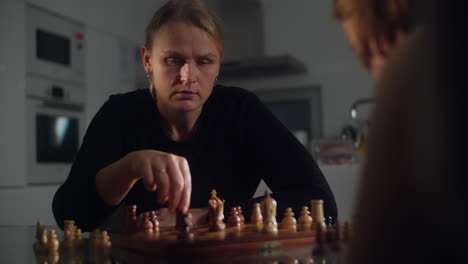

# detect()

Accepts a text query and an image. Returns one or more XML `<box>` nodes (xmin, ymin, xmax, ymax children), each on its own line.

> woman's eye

<box><xmin>165</xmin><ymin>58</ymin><xmax>182</xmax><ymax>65</ymax></box>
<box><xmin>198</xmin><ymin>59</ymin><xmax>212</xmax><ymax>65</ymax></box>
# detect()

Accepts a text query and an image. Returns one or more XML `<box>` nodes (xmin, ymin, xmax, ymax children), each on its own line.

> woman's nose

<box><xmin>180</xmin><ymin>61</ymin><xmax>197</xmax><ymax>84</ymax></box>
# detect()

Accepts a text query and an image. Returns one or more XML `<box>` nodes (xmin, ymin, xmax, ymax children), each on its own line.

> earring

<box><xmin>147</xmin><ymin>73</ymin><xmax>153</xmax><ymax>90</ymax></box>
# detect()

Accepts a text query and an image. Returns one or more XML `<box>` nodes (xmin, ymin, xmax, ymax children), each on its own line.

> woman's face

<box><xmin>341</xmin><ymin>17</ymin><xmax>386</xmax><ymax>80</ymax></box>
<box><xmin>142</xmin><ymin>21</ymin><xmax>221</xmax><ymax>113</ymax></box>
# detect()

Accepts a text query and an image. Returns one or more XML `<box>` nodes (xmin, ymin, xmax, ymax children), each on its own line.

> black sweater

<box><xmin>52</xmin><ymin>85</ymin><xmax>337</xmax><ymax>231</ymax></box>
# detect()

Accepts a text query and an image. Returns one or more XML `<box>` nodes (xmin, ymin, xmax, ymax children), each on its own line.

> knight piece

<box><xmin>260</xmin><ymin>191</ymin><xmax>278</xmax><ymax>234</ymax></box>
<box><xmin>208</xmin><ymin>189</ymin><xmax>226</xmax><ymax>232</ymax></box>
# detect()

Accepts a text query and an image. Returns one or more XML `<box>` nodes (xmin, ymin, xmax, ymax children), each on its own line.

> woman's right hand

<box><xmin>123</xmin><ymin>150</ymin><xmax>192</xmax><ymax>213</ymax></box>
<box><xmin>96</xmin><ymin>150</ymin><xmax>191</xmax><ymax>214</ymax></box>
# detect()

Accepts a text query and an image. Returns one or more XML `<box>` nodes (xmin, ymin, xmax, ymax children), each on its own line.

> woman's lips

<box><xmin>173</xmin><ymin>90</ymin><xmax>198</xmax><ymax>99</ymax></box>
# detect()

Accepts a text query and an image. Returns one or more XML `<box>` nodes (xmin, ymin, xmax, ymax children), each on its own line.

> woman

<box><xmin>334</xmin><ymin>0</ymin><xmax>468</xmax><ymax>262</ymax></box>
<box><xmin>52</xmin><ymin>0</ymin><xmax>337</xmax><ymax>231</ymax></box>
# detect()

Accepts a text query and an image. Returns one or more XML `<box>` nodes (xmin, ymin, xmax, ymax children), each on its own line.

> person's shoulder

<box><xmin>107</xmin><ymin>89</ymin><xmax>151</xmax><ymax>106</ymax></box>
<box><xmin>210</xmin><ymin>84</ymin><xmax>259</xmax><ymax>103</ymax></box>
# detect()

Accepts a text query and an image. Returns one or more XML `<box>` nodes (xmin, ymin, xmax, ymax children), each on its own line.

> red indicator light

<box><xmin>75</xmin><ymin>33</ymin><xmax>83</xmax><ymax>39</ymax></box>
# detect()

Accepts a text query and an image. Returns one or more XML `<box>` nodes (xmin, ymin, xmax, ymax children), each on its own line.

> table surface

<box><xmin>0</xmin><ymin>225</ymin><xmax>347</xmax><ymax>264</ymax></box>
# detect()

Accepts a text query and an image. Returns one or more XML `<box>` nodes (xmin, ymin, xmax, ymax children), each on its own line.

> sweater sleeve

<box><xmin>52</xmin><ymin>96</ymin><xmax>127</xmax><ymax>231</ymax></box>
<box><xmin>235</xmin><ymin>92</ymin><xmax>338</xmax><ymax>222</ymax></box>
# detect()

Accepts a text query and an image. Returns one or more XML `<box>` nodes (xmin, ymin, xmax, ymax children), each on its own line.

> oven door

<box><xmin>27</xmin><ymin>97</ymin><xmax>85</xmax><ymax>184</ymax></box>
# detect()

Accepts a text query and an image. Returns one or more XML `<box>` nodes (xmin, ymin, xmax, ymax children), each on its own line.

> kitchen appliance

<box><xmin>26</xmin><ymin>76</ymin><xmax>85</xmax><ymax>184</ymax></box>
<box><xmin>26</xmin><ymin>4</ymin><xmax>85</xmax><ymax>84</ymax></box>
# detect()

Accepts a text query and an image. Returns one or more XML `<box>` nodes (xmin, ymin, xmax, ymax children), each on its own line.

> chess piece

<box><xmin>298</xmin><ymin>206</ymin><xmax>312</xmax><ymax>230</ymax></box>
<box><xmin>101</xmin><ymin>231</ymin><xmax>112</xmax><ymax>248</ymax></box>
<box><xmin>33</xmin><ymin>222</ymin><xmax>48</xmax><ymax>253</ymax></box>
<box><xmin>343</xmin><ymin>221</ymin><xmax>351</xmax><ymax>243</ymax></box>
<box><xmin>312</xmin><ymin>222</ymin><xmax>329</xmax><ymax>256</ymax></box>
<box><xmin>60</xmin><ymin>229</ymin><xmax>75</xmax><ymax>250</ymax></box>
<box><xmin>280</xmin><ymin>208</ymin><xmax>297</xmax><ymax>232</ymax></box>
<box><xmin>89</xmin><ymin>229</ymin><xmax>102</xmax><ymax>249</ymax></box>
<box><xmin>142</xmin><ymin>212</ymin><xmax>154</xmax><ymax>235</ymax></box>
<box><xmin>310</xmin><ymin>200</ymin><xmax>326</xmax><ymax>230</ymax></box>
<box><xmin>46</xmin><ymin>230</ymin><xmax>59</xmax><ymax>251</ymax></box>
<box><xmin>260</xmin><ymin>191</ymin><xmax>278</xmax><ymax>234</ymax></box>
<box><xmin>237</xmin><ymin>206</ymin><xmax>245</xmax><ymax>224</ymax></box>
<box><xmin>124</xmin><ymin>205</ymin><xmax>138</xmax><ymax>233</ymax></box>
<box><xmin>150</xmin><ymin>211</ymin><xmax>160</xmax><ymax>234</ymax></box>
<box><xmin>75</xmin><ymin>228</ymin><xmax>84</xmax><ymax>248</ymax></box>
<box><xmin>250</xmin><ymin>203</ymin><xmax>263</xmax><ymax>232</ymax></box>
<box><xmin>208</xmin><ymin>189</ymin><xmax>226</xmax><ymax>232</ymax></box>
<box><xmin>331</xmin><ymin>219</ymin><xmax>344</xmax><ymax>250</ymax></box>
<box><xmin>227</xmin><ymin>207</ymin><xmax>242</xmax><ymax>228</ymax></box>
<box><xmin>176</xmin><ymin>210</ymin><xmax>194</xmax><ymax>240</ymax></box>
<box><xmin>328</xmin><ymin>216</ymin><xmax>334</xmax><ymax>227</ymax></box>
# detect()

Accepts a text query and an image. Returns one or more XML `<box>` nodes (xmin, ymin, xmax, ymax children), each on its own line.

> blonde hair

<box><xmin>333</xmin><ymin>0</ymin><xmax>412</xmax><ymax>68</ymax></box>
<box><xmin>145</xmin><ymin>0</ymin><xmax>224</xmax><ymax>56</ymax></box>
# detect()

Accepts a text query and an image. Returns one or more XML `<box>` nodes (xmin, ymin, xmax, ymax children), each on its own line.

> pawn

<box><xmin>74</xmin><ymin>228</ymin><xmax>84</xmax><ymax>248</ymax></box>
<box><xmin>89</xmin><ymin>229</ymin><xmax>101</xmax><ymax>249</ymax></box>
<box><xmin>280</xmin><ymin>208</ymin><xmax>297</xmax><ymax>232</ymax></box>
<box><xmin>227</xmin><ymin>207</ymin><xmax>241</xmax><ymax>228</ymax></box>
<box><xmin>142</xmin><ymin>213</ymin><xmax>154</xmax><ymax>235</ymax></box>
<box><xmin>250</xmin><ymin>203</ymin><xmax>263</xmax><ymax>232</ymax></box>
<box><xmin>176</xmin><ymin>211</ymin><xmax>194</xmax><ymax>240</ymax></box>
<box><xmin>124</xmin><ymin>205</ymin><xmax>138</xmax><ymax>233</ymax></box>
<box><xmin>150</xmin><ymin>211</ymin><xmax>160</xmax><ymax>233</ymax></box>
<box><xmin>60</xmin><ymin>229</ymin><xmax>75</xmax><ymax>250</ymax></box>
<box><xmin>101</xmin><ymin>231</ymin><xmax>112</xmax><ymax>248</ymax></box>
<box><xmin>236</xmin><ymin>206</ymin><xmax>245</xmax><ymax>224</ymax></box>
<box><xmin>298</xmin><ymin>206</ymin><xmax>312</xmax><ymax>230</ymax></box>
<box><xmin>46</xmin><ymin>230</ymin><xmax>59</xmax><ymax>251</ymax></box>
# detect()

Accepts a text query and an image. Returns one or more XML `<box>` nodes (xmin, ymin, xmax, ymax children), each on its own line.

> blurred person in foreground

<box><xmin>334</xmin><ymin>0</ymin><xmax>468</xmax><ymax>262</ymax></box>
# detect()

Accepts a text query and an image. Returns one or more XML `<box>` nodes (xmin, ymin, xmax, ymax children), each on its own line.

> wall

<box><xmin>0</xmin><ymin>0</ymin><xmax>164</xmax><ymax>226</ymax></box>
<box><xmin>0</xmin><ymin>0</ymin><xmax>365</xmax><ymax>225</ymax></box>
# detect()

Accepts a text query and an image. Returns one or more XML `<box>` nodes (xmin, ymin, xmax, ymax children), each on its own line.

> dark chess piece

<box><xmin>312</xmin><ymin>224</ymin><xmax>329</xmax><ymax>256</ymax></box>
<box><xmin>124</xmin><ymin>205</ymin><xmax>138</xmax><ymax>233</ymax></box>
<box><xmin>176</xmin><ymin>210</ymin><xmax>194</xmax><ymax>240</ymax></box>
<box><xmin>227</xmin><ymin>207</ymin><xmax>241</xmax><ymax>228</ymax></box>
<box><xmin>237</xmin><ymin>206</ymin><xmax>245</xmax><ymax>224</ymax></box>
<box><xmin>343</xmin><ymin>221</ymin><xmax>351</xmax><ymax>243</ymax></box>
<box><xmin>332</xmin><ymin>219</ymin><xmax>344</xmax><ymax>251</ymax></box>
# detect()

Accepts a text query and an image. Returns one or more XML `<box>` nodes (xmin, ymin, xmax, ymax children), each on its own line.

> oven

<box><xmin>26</xmin><ymin>76</ymin><xmax>85</xmax><ymax>184</ymax></box>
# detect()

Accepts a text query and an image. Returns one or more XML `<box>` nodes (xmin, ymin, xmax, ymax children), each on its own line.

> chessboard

<box><xmin>33</xmin><ymin>191</ymin><xmax>350</xmax><ymax>263</ymax></box>
<box><xmin>110</xmin><ymin>224</ymin><xmax>318</xmax><ymax>257</ymax></box>
<box><xmin>109</xmin><ymin>190</ymin><xmax>349</xmax><ymax>259</ymax></box>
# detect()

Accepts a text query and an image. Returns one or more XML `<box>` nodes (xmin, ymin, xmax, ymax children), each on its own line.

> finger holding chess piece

<box><xmin>280</xmin><ymin>208</ymin><xmax>297</xmax><ymax>232</ymax></box>
<box><xmin>208</xmin><ymin>189</ymin><xmax>226</xmax><ymax>232</ymax></box>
